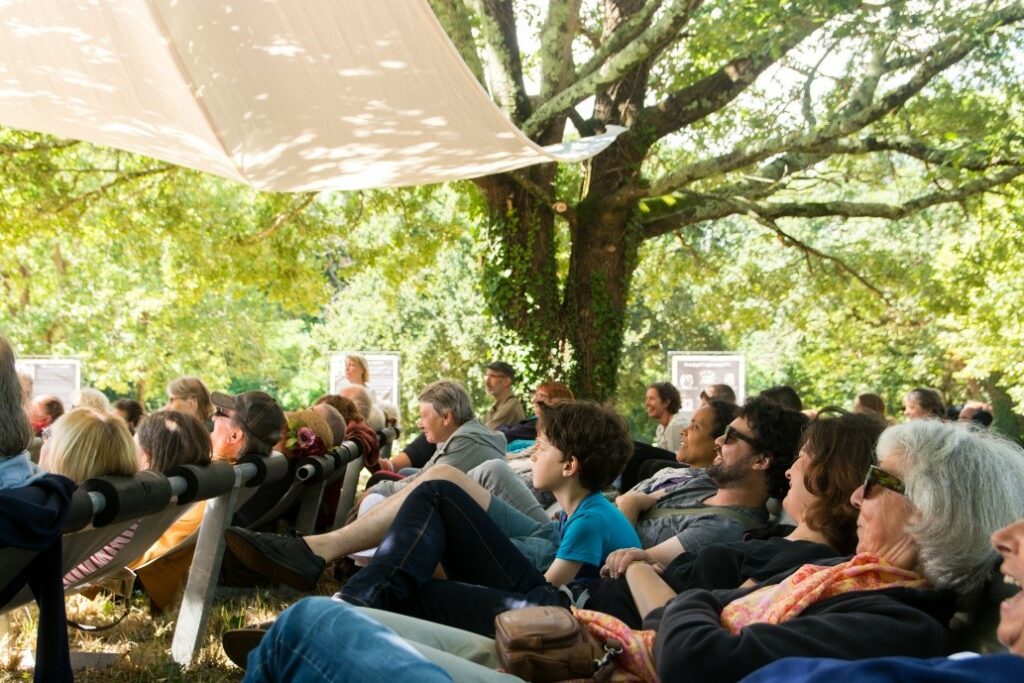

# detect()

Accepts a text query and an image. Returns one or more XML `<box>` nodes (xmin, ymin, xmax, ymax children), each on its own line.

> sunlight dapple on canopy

<box><xmin>0</xmin><ymin>0</ymin><xmax>623</xmax><ymax>191</ymax></box>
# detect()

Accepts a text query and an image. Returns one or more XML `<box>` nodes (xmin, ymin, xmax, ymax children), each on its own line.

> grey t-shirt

<box><xmin>635</xmin><ymin>472</ymin><xmax>768</xmax><ymax>551</ymax></box>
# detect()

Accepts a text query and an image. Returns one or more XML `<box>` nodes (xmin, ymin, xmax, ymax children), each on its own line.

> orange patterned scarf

<box><xmin>720</xmin><ymin>553</ymin><xmax>927</xmax><ymax>634</ymax></box>
<box><xmin>571</xmin><ymin>608</ymin><xmax>658</xmax><ymax>683</ymax></box>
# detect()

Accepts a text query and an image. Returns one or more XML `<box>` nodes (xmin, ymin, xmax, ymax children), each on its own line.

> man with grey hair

<box><xmin>370</xmin><ymin>379</ymin><xmax>505</xmax><ymax>497</ymax></box>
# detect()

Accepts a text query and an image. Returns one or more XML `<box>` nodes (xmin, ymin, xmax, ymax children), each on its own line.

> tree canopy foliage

<box><xmin>434</xmin><ymin>0</ymin><xmax>1024</xmax><ymax>400</ymax></box>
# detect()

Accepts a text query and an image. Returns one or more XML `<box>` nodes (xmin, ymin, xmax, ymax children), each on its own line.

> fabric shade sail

<box><xmin>0</xmin><ymin>0</ymin><xmax>623</xmax><ymax>192</ymax></box>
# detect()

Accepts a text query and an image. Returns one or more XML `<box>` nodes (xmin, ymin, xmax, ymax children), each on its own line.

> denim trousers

<box><xmin>339</xmin><ymin>480</ymin><xmax>565</xmax><ymax>636</ymax></box>
<box><xmin>243</xmin><ymin>597</ymin><xmax>453</xmax><ymax>683</ymax></box>
<box><xmin>243</xmin><ymin>598</ymin><xmax>528</xmax><ymax>682</ymax></box>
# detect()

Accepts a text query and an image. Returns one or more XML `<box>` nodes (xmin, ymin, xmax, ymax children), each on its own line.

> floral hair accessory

<box><xmin>286</xmin><ymin>419</ymin><xmax>329</xmax><ymax>459</ymax></box>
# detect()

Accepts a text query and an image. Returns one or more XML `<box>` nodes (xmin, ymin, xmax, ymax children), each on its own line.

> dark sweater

<box><xmin>648</xmin><ymin>578</ymin><xmax>957</xmax><ymax>683</ymax></box>
<box><xmin>0</xmin><ymin>474</ymin><xmax>77</xmax><ymax>683</ymax></box>
<box><xmin>586</xmin><ymin>534</ymin><xmax>837</xmax><ymax>628</ymax></box>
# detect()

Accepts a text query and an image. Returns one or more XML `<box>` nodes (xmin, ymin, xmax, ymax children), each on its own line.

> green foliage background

<box><xmin>4</xmin><ymin>130</ymin><xmax>1024</xmax><ymax>439</ymax></box>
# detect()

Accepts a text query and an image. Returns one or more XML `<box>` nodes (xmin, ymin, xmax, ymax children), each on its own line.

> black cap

<box><xmin>211</xmin><ymin>391</ymin><xmax>284</xmax><ymax>449</ymax></box>
<box><xmin>484</xmin><ymin>361</ymin><xmax>516</xmax><ymax>380</ymax></box>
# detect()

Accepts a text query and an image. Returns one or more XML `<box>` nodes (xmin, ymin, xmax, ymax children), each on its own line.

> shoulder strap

<box><xmin>641</xmin><ymin>505</ymin><xmax>763</xmax><ymax>531</ymax></box>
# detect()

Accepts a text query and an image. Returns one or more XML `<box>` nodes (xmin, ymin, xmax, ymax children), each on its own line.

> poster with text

<box><xmin>669</xmin><ymin>352</ymin><xmax>745</xmax><ymax>421</ymax></box>
<box><xmin>15</xmin><ymin>358</ymin><xmax>82</xmax><ymax>409</ymax></box>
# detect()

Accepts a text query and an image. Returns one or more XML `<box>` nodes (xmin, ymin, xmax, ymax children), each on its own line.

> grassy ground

<box><xmin>0</xmin><ymin>575</ymin><xmax>342</xmax><ymax>682</ymax></box>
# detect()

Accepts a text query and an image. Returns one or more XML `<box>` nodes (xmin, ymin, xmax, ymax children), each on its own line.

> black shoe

<box><xmin>222</xmin><ymin>623</ymin><xmax>271</xmax><ymax>670</ymax></box>
<box><xmin>224</xmin><ymin>527</ymin><xmax>325</xmax><ymax>592</ymax></box>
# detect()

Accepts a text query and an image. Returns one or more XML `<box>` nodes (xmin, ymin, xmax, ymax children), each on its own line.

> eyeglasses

<box><xmin>213</xmin><ymin>407</ymin><xmax>231</xmax><ymax>419</ymax></box>
<box><xmin>862</xmin><ymin>465</ymin><xmax>906</xmax><ymax>497</ymax></box>
<box><xmin>722</xmin><ymin>425</ymin><xmax>756</xmax><ymax>446</ymax></box>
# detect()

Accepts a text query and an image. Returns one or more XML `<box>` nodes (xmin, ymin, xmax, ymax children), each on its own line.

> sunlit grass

<box><xmin>1</xmin><ymin>573</ymin><xmax>343</xmax><ymax>682</ymax></box>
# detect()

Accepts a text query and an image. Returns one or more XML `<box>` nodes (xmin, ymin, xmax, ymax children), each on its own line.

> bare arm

<box><xmin>625</xmin><ymin>561</ymin><xmax>677</xmax><ymax>620</ymax></box>
<box><xmin>615</xmin><ymin>491</ymin><xmax>660</xmax><ymax>526</ymax></box>
<box><xmin>600</xmin><ymin>536</ymin><xmax>684</xmax><ymax>578</ymax></box>
<box><xmin>543</xmin><ymin>558</ymin><xmax>583</xmax><ymax>587</ymax></box>
<box><xmin>388</xmin><ymin>451</ymin><xmax>413</xmax><ymax>470</ymax></box>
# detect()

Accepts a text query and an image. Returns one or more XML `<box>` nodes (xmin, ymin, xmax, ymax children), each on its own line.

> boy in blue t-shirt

<box><xmin>337</xmin><ymin>400</ymin><xmax>640</xmax><ymax>635</ymax></box>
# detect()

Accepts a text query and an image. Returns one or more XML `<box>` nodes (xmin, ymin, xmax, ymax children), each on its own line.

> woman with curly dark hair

<box><xmin>584</xmin><ymin>408</ymin><xmax>885</xmax><ymax>628</ymax></box>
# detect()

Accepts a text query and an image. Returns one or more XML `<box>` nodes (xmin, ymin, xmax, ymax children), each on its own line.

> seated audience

<box><xmin>40</xmin><ymin>407</ymin><xmax>137</xmax><ymax>482</ymax></box>
<box><xmin>701</xmin><ymin>383</ymin><xmax>737</xmax><ymax>404</ymax></box>
<box><xmin>618</xmin><ymin>382</ymin><xmax>686</xmax><ymax>492</ymax></box>
<box><xmin>113</xmin><ymin>398</ymin><xmax>145</xmax><ymax>434</ymax></box>
<box><xmin>903</xmin><ymin>386</ymin><xmax>945</xmax><ymax>420</ymax></box>
<box><xmin>240</xmin><ymin>419</ymin><xmax>1024</xmax><ymax>682</ymax></box>
<box><xmin>165</xmin><ymin>376</ymin><xmax>214</xmax><ymax>427</ymax></box>
<box><xmin>646</xmin><ymin>382</ymin><xmax>684</xmax><ymax>452</ymax></box>
<box><xmin>63</xmin><ymin>410</ymin><xmax>212</xmax><ymax>587</ymax></box>
<box><xmin>226</xmin><ymin>401</ymin><xmax>638</xmax><ymax>638</ymax></box>
<box><xmin>482</xmin><ymin>361</ymin><xmax>526</xmax><ymax>429</ymax></box>
<box><xmin>589</xmin><ymin>408</ymin><xmax>883</xmax><ymax>627</ymax></box>
<box><xmin>631</xmin><ymin>400</ymin><xmax>739</xmax><ymax>485</ymax></box>
<box><xmin>853</xmin><ymin>391</ymin><xmax>887</xmax><ymax>419</ymax></box>
<box><xmin>128</xmin><ymin>391</ymin><xmax>284</xmax><ymax>610</ymax></box>
<box><xmin>27</xmin><ymin>394</ymin><xmax>64</xmax><ymax>436</ymax></box>
<box><xmin>0</xmin><ymin>337</ymin><xmax>77</xmax><ymax>683</ymax></box>
<box><xmin>71</xmin><ymin>387</ymin><xmax>112</xmax><ymax>413</ymax></box>
<box><xmin>498</xmin><ymin>380</ymin><xmax>574</xmax><ymax>448</ymax></box>
<box><xmin>366</xmin><ymin>380</ymin><xmax>504</xmax><ymax>497</ymax></box>
<box><xmin>959</xmin><ymin>401</ymin><xmax>994</xmax><ymax>428</ymax></box>
<box><xmin>26</xmin><ymin>393</ymin><xmax>64</xmax><ymax>463</ymax></box>
<box><xmin>341</xmin><ymin>384</ymin><xmax>385</xmax><ymax>431</ymax></box>
<box><xmin>1</xmin><ymin>335</ymin><xmax>43</xmax><ymax>490</ymax></box>
<box><xmin>740</xmin><ymin>502</ymin><xmax>1024</xmax><ymax>682</ymax></box>
<box><xmin>759</xmin><ymin>385</ymin><xmax>803</xmax><ymax>411</ymax></box>
<box><xmin>613</xmin><ymin>397</ymin><xmax>805</xmax><ymax>570</ymax></box>
<box><xmin>17</xmin><ymin>370</ymin><xmax>32</xmax><ymax>407</ymax></box>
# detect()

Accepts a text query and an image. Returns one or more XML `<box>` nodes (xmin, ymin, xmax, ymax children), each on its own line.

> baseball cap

<box><xmin>211</xmin><ymin>391</ymin><xmax>285</xmax><ymax>449</ymax></box>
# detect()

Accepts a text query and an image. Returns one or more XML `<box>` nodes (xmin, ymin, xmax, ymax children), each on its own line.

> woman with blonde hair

<box><xmin>40</xmin><ymin>407</ymin><xmax>137</xmax><ymax>482</ymax></box>
<box><xmin>165</xmin><ymin>376</ymin><xmax>214</xmax><ymax>422</ymax></box>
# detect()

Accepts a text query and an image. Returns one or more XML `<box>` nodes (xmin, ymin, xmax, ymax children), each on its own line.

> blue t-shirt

<box><xmin>557</xmin><ymin>492</ymin><xmax>641</xmax><ymax>581</ymax></box>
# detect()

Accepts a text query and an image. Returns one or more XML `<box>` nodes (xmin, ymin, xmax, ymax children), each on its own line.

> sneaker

<box><xmin>224</xmin><ymin>527</ymin><xmax>325</xmax><ymax>591</ymax></box>
<box><xmin>222</xmin><ymin>624</ymin><xmax>271</xmax><ymax>670</ymax></box>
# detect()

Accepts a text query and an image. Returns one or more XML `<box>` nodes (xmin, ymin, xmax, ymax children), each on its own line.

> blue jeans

<box><xmin>243</xmin><ymin>597</ymin><xmax>452</xmax><ymax>683</ymax></box>
<box><xmin>339</xmin><ymin>480</ymin><xmax>565</xmax><ymax>636</ymax></box>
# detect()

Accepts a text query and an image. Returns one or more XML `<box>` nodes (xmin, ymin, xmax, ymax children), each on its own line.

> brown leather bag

<box><xmin>494</xmin><ymin>606</ymin><xmax>620</xmax><ymax>682</ymax></box>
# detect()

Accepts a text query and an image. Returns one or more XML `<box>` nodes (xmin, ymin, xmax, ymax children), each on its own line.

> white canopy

<box><xmin>0</xmin><ymin>0</ymin><xmax>623</xmax><ymax>191</ymax></box>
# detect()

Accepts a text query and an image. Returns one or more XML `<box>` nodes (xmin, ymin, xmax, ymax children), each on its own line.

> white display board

<box><xmin>669</xmin><ymin>352</ymin><xmax>745</xmax><ymax>421</ymax></box>
<box><xmin>330</xmin><ymin>352</ymin><xmax>400</xmax><ymax>405</ymax></box>
<box><xmin>15</xmin><ymin>357</ymin><xmax>82</xmax><ymax>409</ymax></box>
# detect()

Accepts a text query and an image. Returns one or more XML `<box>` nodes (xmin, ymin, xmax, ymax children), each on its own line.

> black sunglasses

<box><xmin>863</xmin><ymin>465</ymin><xmax>906</xmax><ymax>497</ymax></box>
<box><xmin>722</xmin><ymin>425</ymin><xmax>757</xmax><ymax>446</ymax></box>
<box><xmin>213</xmin><ymin>406</ymin><xmax>231</xmax><ymax>419</ymax></box>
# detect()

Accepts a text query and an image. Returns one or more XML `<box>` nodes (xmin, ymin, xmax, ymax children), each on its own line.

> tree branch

<box><xmin>747</xmin><ymin>213</ymin><xmax>890</xmax><ymax>302</ymax></box>
<box><xmin>241</xmin><ymin>192</ymin><xmax>319</xmax><ymax>245</ymax></box>
<box><xmin>539</xmin><ymin>0</ymin><xmax>583</xmax><ymax>102</ymax></box>
<box><xmin>642</xmin><ymin>2</ymin><xmax>1024</xmax><ymax>200</ymax></box>
<box><xmin>572</xmin><ymin>0</ymin><xmax>669</xmax><ymax>82</ymax></box>
<box><xmin>521</xmin><ymin>0</ymin><xmax>702</xmax><ymax>137</ymax></box>
<box><xmin>52</xmin><ymin>165</ymin><xmax>176</xmax><ymax>214</ymax></box>
<box><xmin>467</xmin><ymin>0</ymin><xmax>532</xmax><ymax>122</ymax></box>
<box><xmin>749</xmin><ymin>165</ymin><xmax>1024</xmax><ymax>220</ymax></box>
